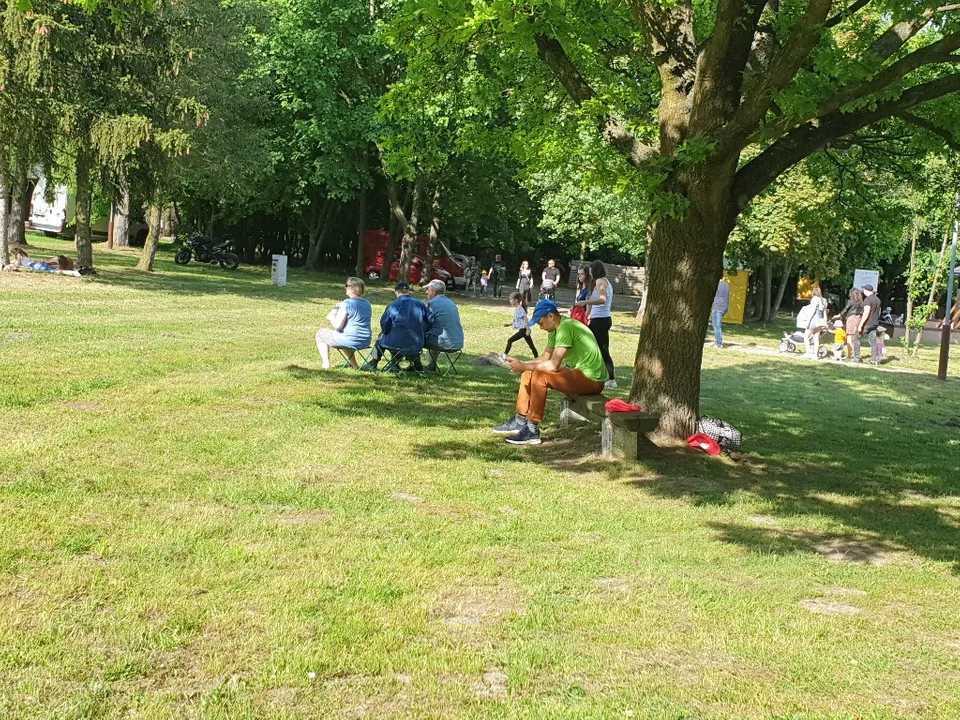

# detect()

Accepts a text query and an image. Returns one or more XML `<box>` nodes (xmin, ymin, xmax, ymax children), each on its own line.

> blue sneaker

<box><xmin>505</xmin><ymin>426</ymin><xmax>541</xmax><ymax>445</ymax></box>
<box><xmin>492</xmin><ymin>417</ymin><xmax>524</xmax><ymax>434</ymax></box>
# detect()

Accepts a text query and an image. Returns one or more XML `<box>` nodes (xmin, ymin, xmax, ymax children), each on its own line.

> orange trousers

<box><xmin>516</xmin><ymin>368</ymin><xmax>605</xmax><ymax>424</ymax></box>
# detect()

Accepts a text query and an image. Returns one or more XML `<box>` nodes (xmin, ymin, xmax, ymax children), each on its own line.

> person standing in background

<box><xmin>859</xmin><ymin>284</ymin><xmax>882</xmax><ymax>365</ymax></box>
<box><xmin>711</xmin><ymin>277</ymin><xmax>730</xmax><ymax>349</ymax></box>
<box><xmin>489</xmin><ymin>254</ymin><xmax>506</xmax><ymax>298</ymax></box>
<box><xmin>573</xmin><ymin>260</ymin><xmax>617</xmax><ymax>388</ymax></box>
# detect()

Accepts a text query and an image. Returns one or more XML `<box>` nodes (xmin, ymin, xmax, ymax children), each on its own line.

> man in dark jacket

<box><xmin>362</xmin><ymin>281</ymin><xmax>433</xmax><ymax>371</ymax></box>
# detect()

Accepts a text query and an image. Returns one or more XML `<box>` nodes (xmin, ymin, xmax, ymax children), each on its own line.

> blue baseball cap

<box><xmin>531</xmin><ymin>299</ymin><xmax>559</xmax><ymax>324</ymax></box>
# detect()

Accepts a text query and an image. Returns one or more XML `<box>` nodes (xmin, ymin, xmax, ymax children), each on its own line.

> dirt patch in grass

<box><xmin>813</xmin><ymin>539</ymin><xmax>894</xmax><ymax>565</ymax></box>
<box><xmin>275</xmin><ymin>508</ymin><xmax>333</xmax><ymax>525</ymax></box>
<box><xmin>474</xmin><ymin>668</ymin><xmax>509</xmax><ymax>699</ymax></box>
<box><xmin>5</xmin><ymin>332</ymin><xmax>31</xmax><ymax>342</ymax></box>
<box><xmin>593</xmin><ymin>577</ymin><xmax>631</xmax><ymax>594</ymax></box>
<box><xmin>55</xmin><ymin>400</ymin><xmax>106</xmax><ymax>411</ymax></box>
<box><xmin>432</xmin><ymin>583</ymin><xmax>526</xmax><ymax>629</ymax></box>
<box><xmin>391</xmin><ymin>492</ymin><xmax>423</xmax><ymax>504</ymax></box>
<box><xmin>799</xmin><ymin>598</ymin><xmax>861</xmax><ymax>615</ymax></box>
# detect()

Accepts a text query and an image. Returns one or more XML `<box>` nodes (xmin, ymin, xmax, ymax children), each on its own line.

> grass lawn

<box><xmin>2</xmin><ymin>235</ymin><xmax>960</xmax><ymax>719</ymax></box>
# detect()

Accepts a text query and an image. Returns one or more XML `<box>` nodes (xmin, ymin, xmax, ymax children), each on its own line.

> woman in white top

<box><xmin>803</xmin><ymin>287</ymin><xmax>828</xmax><ymax>359</ymax></box>
<box><xmin>573</xmin><ymin>260</ymin><xmax>617</xmax><ymax>388</ymax></box>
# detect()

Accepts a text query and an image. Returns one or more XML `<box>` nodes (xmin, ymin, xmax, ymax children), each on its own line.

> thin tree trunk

<box><xmin>75</xmin><ymin>138</ymin><xmax>95</xmax><ymax>268</ymax></box>
<box><xmin>355</xmin><ymin>154</ymin><xmax>368</xmax><ymax>275</ymax></box>
<box><xmin>305</xmin><ymin>197</ymin><xmax>328</xmax><ymax>269</ymax></box>
<box><xmin>769</xmin><ymin>257</ymin><xmax>793</xmax><ymax>322</ymax></box>
<box><xmin>113</xmin><ymin>184</ymin><xmax>131</xmax><ymax>248</ymax></box>
<box><xmin>762</xmin><ymin>256</ymin><xmax>772</xmax><ymax>322</ymax></box>
<box><xmin>423</xmin><ymin>186</ymin><xmax>440</xmax><ymax>282</ymax></box>
<box><xmin>904</xmin><ymin>219</ymin><xmax>919</xmax><ymax>349</ymax></box>
<box><xmin>7</xmin><ymin>167</ymin><xmax>27</xmax><ymax>249</ymax></box>
<box><xmin>384</xmin><ymin>179</ymin><xmax>409</xmax><ymax>275</ymax></box>
<box><xmin>927</xmin><ymin>223</ymin><xmax>951</xmax><ymax>307</ymax></box>
<box><xmin>629</xmin><ymin>165</ymin><xmax>738</xmax><ymax>442</ymax></box>
<box><xmin>136</xmin><ymin>199</ymin><xmax>163</xmax><ymax>271</ymax></box>
<box><xmin>0</xmin><ymin>173</ymin><xmax>9</xmax><ymax>265</ymax></box>
<box><xmin>398</xmin><ymin>178</ymin><xmax>422</xmax><ymax>282</ymax></box>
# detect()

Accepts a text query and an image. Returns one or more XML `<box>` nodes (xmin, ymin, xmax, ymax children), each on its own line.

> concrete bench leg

<box><xmin>602</xmin><ymin>418</ymin><xmax>641</xmax><ymax>460</ymax></box>
<box><xmin>560</xmin><ymin>398</ymin><xmax>590</xmax><ymax>428</ymax></box>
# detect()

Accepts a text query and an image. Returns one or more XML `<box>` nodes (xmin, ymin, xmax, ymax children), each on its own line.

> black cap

<box><xmin>395</xmin><ymin>281</ymin><xmax>410</xmax><ymax>291</ymax></box>
<box><xmin>862</xmin><ymin>284</ymin><xmax>874</xmax><ymax>292</ymax></box>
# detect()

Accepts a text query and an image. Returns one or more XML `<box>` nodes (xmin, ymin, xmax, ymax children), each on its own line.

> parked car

<box><xmin>365</xmin><ymin>251</ymin><xmax>455</xmax><ymax>290</ymax></box>
<box><xmin>362</xmin><ymin>230</ymin><xmax>465</xmax><ymax>288</ymax></box>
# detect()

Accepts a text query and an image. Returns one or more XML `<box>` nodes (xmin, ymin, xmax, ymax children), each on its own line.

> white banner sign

<box><xmin>853</xmin><ymin>269</ymin><xmax>880</xmax><ymax>290</ymax></box>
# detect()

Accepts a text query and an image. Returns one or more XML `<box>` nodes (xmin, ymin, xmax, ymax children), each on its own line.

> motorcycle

<box><xmin>174</xmin><ymin>233</ymin><xmax>240</xmax><ymax>271</ymax></box>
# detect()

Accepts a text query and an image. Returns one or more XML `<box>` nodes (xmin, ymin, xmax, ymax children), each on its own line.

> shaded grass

<box><xmin>1</xmin><ymin>236</ymin><xmax>959</xmax><ymax>718</ymax></box>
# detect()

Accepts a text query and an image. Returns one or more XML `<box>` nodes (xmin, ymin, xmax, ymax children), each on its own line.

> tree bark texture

<box><xmin>905</xmin><ymin>220</ymin><xmax>919</xmax><ymax>349</ymax></box>
<box><xmin>769</xmin><ymin>257</ymin><xmax>793</xmax><ymax>322</ymax></box>
<box><xmin>423</xmin><ymin>187</ymin><xmax>440</xmax><ymax>281</ymax></box>
<box><xmin>628</xmin><ymin>165</ymin><xmax>737</xmax><ymax>441</ymax></box>
<box><xmin>305</xmin><ymin>198</ymin><xmax>333</xmax><ymax>270</ymax></box>
<box><xmin>136</xmin><ymin>201</ymin><xmax>163</xmax><ymax>271</ymax></box>
<box><xmin>762</xmin><ymin>258</ymin><xmax>772</xmax><ymax>322</ymax></box>
<box><xmin>0</xmin><ymin>174</ymin><xmax>9</xmax><ymax>265</ymax></box>
<box><xmin>397</xmin><ymin>176</ymin><xmax>422</xmax><ymax>283</ymax></box>
<box><xmin>75</xmin><ymin>140</ymin><xmax>95</xmax><ymax>268</ymax></box>
<box><xmin>7</xmin><ymin>168</ymin><xmax>27</xmax><ymax>249</ymax></box>
<box><xmin>113</xmin><ymin>184</ymin><xmax>131</xmax><ymax>248</ymax></box>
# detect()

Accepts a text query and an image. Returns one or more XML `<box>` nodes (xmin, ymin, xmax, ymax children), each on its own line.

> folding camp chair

<box><xmin>334</xmin><ymin>346</ymin><xmax>371</xmax><ymax>371</ymax></box>
<box><xmin>432</xmin><ymin>348</ymin><xmax>463</xmax><ymax>377</ymax></box>
<box><xmin>377</xmin><ymin>348</ymin><xmax>423</xmax><ymax>376</ymax></box>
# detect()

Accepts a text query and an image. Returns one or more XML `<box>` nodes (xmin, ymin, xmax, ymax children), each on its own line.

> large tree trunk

<box><xmin>136</xmin><ymin>200</ymin><xmax>163</xmax><ymax>271</ymax></box>
<box><xmin>422</xmin><ymin>186</ymin><xmax>440</xmax><ymax>282</ymax></box>
<box><xmin>113</xmin><ymin>184</ymin><xmax>131</xmax><ymax>249</ymax></box>
<box><xmin>7</xmin><ymin>168</ymin><xmax>27</xmax><ymax>249</ymax></box>
<box><xmin>768</xmin><ymin>257</ymin><xmax>793</xmax><ymax>322</ymax></box>
<box><xmin>628</xmin><ymin>166</ymin><xmax>736</xmax><ymax>442</ymax></box>
<box><xmin>0</xmin><ymin>174</ymin><xmax>9</xmax><ymax>265</ymax></box>
<box><xmin>75</xmin><ymin>139</ymin><xmax>95</xmax><ymax>268</ymax></box>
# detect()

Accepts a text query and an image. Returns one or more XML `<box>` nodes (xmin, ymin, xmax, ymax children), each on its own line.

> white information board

<box><xmin>853</xmin><ymin>268</ymin><xmax>879</xmax><ymax>290</ymax></box>
<box><xmin>271</xmin><ymin>254</ymin><xmax>288</xmax><ymax>287</ymax></box>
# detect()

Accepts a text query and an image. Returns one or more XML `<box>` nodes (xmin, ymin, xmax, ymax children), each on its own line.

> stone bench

<box><xmin>559</xmin><ymin>394</ymin><xmax>659</xmax><ymax>460</ymax></box>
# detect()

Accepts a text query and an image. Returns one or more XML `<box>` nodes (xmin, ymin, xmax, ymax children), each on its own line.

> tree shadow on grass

<box><xmin>413</xmin><ymin>357</ymin><xmax>960</xmax><ymax>572</ymax></box>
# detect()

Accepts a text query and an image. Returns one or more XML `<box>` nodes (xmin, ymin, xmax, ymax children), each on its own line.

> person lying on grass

<box><xmin>492</xmin><ymin>299</ymin><xmax>607</xmax><ymax>445</ymax></box>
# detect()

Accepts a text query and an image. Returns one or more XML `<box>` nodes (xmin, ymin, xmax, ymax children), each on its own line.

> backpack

<box><xmin>697</xmin><ymin>416</ymin><xmax>743</xmax><ymax>452</ymax></box>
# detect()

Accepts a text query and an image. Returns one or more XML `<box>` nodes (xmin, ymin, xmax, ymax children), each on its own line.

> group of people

<box><xmin>795</xmin><ymin>285</ymin><xmax>885</xmax><ymax>364</ymax></box>
<box><xmin>463</xmin><ymin>255</ymin><xmax>563</xmax><ymax>302</ymax></box>
<box><xmin>316</xmin><ymin>259</ymin><xmax>621</xmax><ymax>446</ymax></box>
<box><xmin>315</xmin><ymin>277</ymin><xmax>464</xmax><ymax>373</ymax></box>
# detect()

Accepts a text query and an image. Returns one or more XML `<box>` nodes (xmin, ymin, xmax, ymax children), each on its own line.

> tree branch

<box><xmin>733</xmin><ymin>72</ymin><xmax>960</xmax><ymax>210</ymax></box>
<box><xmin>689</xmin><ymin>0</ymin><xmax>767</xmax><ymax>132</ymax></box>
<box><xmin>718</xmin><ymin>0</ymin><xmax>835</xmax><ymax>152</ymax></box>
<box><xmin>627</xmin><ymin>0</ymin><xmax>697</xmax><ymax>153</ymax></box>
<box><xmin>533</xmin><ymin>34</ymin><xmax>659</xmax><ymax>169</ymax></box>
<box><xmin>748</xmin><ymin>31</ymin><xmax>960</xmax><ymax>144</ymax></box>
<box><xmin>824</xmin><ymin>0</ymin><xmax>871</xmax><ymax>28</ymax></box>
<box><xmin>898</xmin><ymin>109</ymin><xmax>960</xmax><ymax>152</ymax></box>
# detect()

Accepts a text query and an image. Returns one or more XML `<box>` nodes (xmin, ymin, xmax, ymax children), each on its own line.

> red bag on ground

<box><xmin>570</xmin><ymin>305</ymin><xmax>589</xmax><ymax>325</ymax></box>
<box><xmin>687</xmin><ymin>433</ymin><xmax>722</xmax><ymax>456</ymax></box>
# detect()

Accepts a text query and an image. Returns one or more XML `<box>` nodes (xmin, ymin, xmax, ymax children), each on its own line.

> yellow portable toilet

<box><xmin>723</xmin><ymin>270</ymin><xmax>750</xmax><ymax>324</ymax></box>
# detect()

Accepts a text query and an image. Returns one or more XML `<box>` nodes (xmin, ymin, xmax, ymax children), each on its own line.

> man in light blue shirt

<box><xmin>711</xmin><ymin>278</ymin><xmax>730</xmax><ymax>348</ymax></box>
<box><xmin>423</xmin><ymin>280</ymin><xmax>464</xmax><ymax>371</ymax></box>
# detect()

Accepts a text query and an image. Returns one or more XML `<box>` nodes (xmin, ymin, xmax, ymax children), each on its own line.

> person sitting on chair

<box><xmin>362</xmin><ymin>281</ymin><xmax>432</xmax><ymax>371</ymax></box>
<box><xmin>316</xmin><ymin>276</ymin><xmax>372</xmax><ymax>369</ymax></box>
<box><xmin>422</xmin><ymin>279</ymin><xmax>464</xmax><ymax>372</ymax></box>
<box><xmin>492</xmin><ymin>299</ymin><xmax>607</xmax><ymax>445</ymax></box>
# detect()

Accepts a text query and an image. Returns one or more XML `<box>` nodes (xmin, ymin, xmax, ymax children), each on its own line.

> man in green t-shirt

<box><xmin>493</xmin><ymin>299</ymin><xmax>607</xmax><ymax>445</ymax></box>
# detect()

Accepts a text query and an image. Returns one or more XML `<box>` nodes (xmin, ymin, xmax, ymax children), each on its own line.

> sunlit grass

<box><xmin>1</xmin><ymin>235</ymin><xmax>959</xmax><ymax>718</ymax></box>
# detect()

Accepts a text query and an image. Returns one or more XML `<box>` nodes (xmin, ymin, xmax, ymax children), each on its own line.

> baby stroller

<box><xmin>539</xmin><ymin>279</ymin><xmax>556</xmax><ymax>301</ymax></box>
<box><xmin>779</xmin><ymin>328</ymin><xmax>829</xmax><ymax>359</ymax></box>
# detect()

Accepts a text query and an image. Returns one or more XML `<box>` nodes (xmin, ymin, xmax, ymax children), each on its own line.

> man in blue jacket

<box><xmin>362</xmin><ymin>281</ymin><xmax>433</xmax><ymax>371</ymax></box>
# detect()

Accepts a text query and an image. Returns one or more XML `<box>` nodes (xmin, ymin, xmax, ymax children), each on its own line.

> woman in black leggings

<box><xmin>573</xmin><ymin>260</ymin><xmax>616</xmax><ymax>387</ymax></box>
